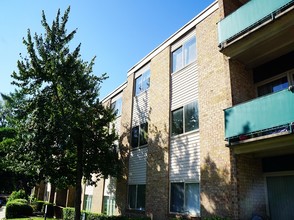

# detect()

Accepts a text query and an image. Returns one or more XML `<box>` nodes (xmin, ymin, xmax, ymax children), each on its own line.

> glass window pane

<box><xmin>139</xmin><ymin>123</ymin><xmax>148</xmax><ymax>146</ymax></box>
<box><xmin>184</xmin><ymin>37</ymin><xmax>196</xmax><ymax>65</ymax></box>
<box><xmin>128</xmin><ymin>185</ymin><xmax>136</xmax><ymax>209</ymax></box>
<box><xmin>135</xmin><ymin>76</ymin><xmax>142</xmax><ymax>96</ymax></box>
<box><xmin>185</xmin><ymin>101</ymin><xmax>199</xmax><ymax>132</ymax></box>
<box><xmin>131</xmin><ymin>126</ymin><xmax>139</xmax><ymax>148</ymax></box>
<box><xmin>185</xmin><ymin>183</ymin><xmax>200</xmax><ymax>215</ymax></box>
<box><xmin>142</xmin><ymin>70</ymin><xmax>150</xmax><ymax>91</ymax></box>
<box><xmin>137</xmin><ymin>185</ymin><xmax>146</xmax><ymax>210</ymax></box>
<box><xmin>172</xmin><ymin>108</ymin><xmax>183</xmax><ymax>136</ymax></box>
<box><xmin>172</xmin><ymin>47</ymin><xmax>183</xmax><ymax>72</ymax></box>
<box><xmin>170</xmin><ymin>182</ymin><xmax>184</xmax><ymax>213</ymax></box>
<box><xmin>111</xmin><ymin>97</ymin><xmax>122</xmax><ymax>117</ymax></box>
<box><xmin>257</xmin><ymin>77</ymin><xmax>288</xmax><ymax>96</ymax></box>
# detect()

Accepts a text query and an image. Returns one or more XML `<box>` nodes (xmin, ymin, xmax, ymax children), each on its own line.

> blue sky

<box><xmin>0</xmin><ymin>0</ymin><xmax>214</xmax><ymax>99</ymax></box>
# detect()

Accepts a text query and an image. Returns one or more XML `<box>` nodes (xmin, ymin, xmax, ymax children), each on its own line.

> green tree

<box><xmin>0</xmin><ymin>93</ymin><xmax>37</xmax><ymax>194</ymax></box>
<box><xmin>11</xmin><ymin>7</ymin><xmax>120</xmax><ymax>220</ymax></box>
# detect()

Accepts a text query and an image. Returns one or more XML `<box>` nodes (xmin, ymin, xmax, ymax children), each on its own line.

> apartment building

<box><xmin>35</xmin><ymin>0</ymin><xmax>294</xmax><ymax>219</ymax></box>
<box><xmin>218</xmin><ymin>0</ymin><xmax>294</xmax><ymax>219</ymax></box>
<box><xmin>107</xmin><ymin>1</ymin><xmax>233</xmax><ymax>219</ymax></box>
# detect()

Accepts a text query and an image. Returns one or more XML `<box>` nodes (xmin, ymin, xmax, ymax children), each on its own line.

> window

<box><xmin>111</xmin><ymin>97</ymin><xmax>122</xmax><ymax>117</ymax></box>
<box><xmin>135</xmin><ymin>69</ymin><xmax>150</xmax><ymax>96</ymax></box>
<box><xmin>128</xmin><ymin>184</ymin><xmax>146</xmax><ymax>210</ymax></box>
<box><xmin>172</xmin><ymin>101</ymin><xmax>199</xmax><ymax>136</ymax></box>
<box><xmin>257</xmin><ymin>76</ymin><xmax>288</xmax><ymax>96</ymax></box>
<box><xmin>172</xmin><ymin>36</ymin><xmax>196</xmax><ymax>72</ymax></box>
<box><xmin>83</xmin><ymin>194</ymin><xmax>93</xmax><ymax>211</ymax></box>
<box><xmin>170</xmin><ymin>182</ymin><xmax>200</xmax><ymax>216</ymax></box>
<box><xmin>131</xmin><ymin>123</ymin><xmax>148</xmax><ymax>148</ymax></box>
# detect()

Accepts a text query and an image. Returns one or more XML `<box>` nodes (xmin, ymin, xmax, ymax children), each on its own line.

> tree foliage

<box><xmin>0</xmin><ymin>93</ymin><xmax>38</xmax><ymax>194</ymax></box>
<box><xmin>11</xmin><ymin>7</ymin><xmax>120</xmax><ymax>219</ymax></box>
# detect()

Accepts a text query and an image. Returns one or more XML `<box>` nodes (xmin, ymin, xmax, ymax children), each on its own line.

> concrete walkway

<box><xmin>0</xmin><ymin>205</ymin><xmax>5</xmax><ymax>219</ymax></box>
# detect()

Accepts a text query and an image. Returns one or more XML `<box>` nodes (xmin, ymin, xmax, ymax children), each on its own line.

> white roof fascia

<box><xmin>101</xmin><ymin>81</ymin><xmax>127</xmax><ymax>103</ymax></box>
<box><xmin>127</xmin><ymin>1</ymin><xmax>219</xmax><ymax>76</ymax></box>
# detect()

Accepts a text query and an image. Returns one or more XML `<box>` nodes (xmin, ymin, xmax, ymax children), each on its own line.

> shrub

<box><xmin>11</xmin><ymin>198</ymin><xmax>28</xmax><ymax>204</ymax></box>
<box><xmin>31</xmin><ymin>200</ymin><xmax>46</xmax><ymax>212</ymax></box>
<box><xmin>5</xmin><ymin>200</ymin><xmax>33</xmax><ymax>219</ymax></box>
<box><xmin>203</xmin><ymin>216</ymin><xmax>230</xmax><ymax>220</ymax></box>
<box><xmin>8</xmin><ymin>189</ymin><xmax>27</xmax><ymax>202</ymax></box>
<box><xmin>63</xmin><ymin>207</ymin><xmax>151</xmax><ymax>220</ymax></box>
<box><xmin>42</xmin><ymin>202</ymin><xmax>54</xmax><ymax>218</ymax></box>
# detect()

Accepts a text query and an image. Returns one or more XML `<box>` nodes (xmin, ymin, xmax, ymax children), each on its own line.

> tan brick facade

<box><xmin>196</xmin><ymin>7</ymin><xmax>234</xmax><ymax>219</ymax></box>
<box><xmin>146</xmin><ymin>47</ymin><xmax>171</xmax><ymax>220</ymax></box>
<box><xmin>116</xmin><ymin>74</ymin><xmax>134</xmax><ymax>215</ymax></box>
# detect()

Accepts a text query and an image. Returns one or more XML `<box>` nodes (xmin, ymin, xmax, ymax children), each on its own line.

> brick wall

<box><xmin>196</xmin><ymin>7</ymin><xmax>234</xmax><ymax>219</ymax></box>
<box><xmin>146</xmin><ymin>47</ymin><xmax>170</xmax><ymax>220</ymax></box>
<box><xmin>236</xmin><ymin>155</ymin><xmax>266</xmax><ymax>220</ymax></box>
<box><xmin>116</xmin><ymin>74</ymin><xmax>134</xmax><ymax>215</ymax></box>
<box><xmin>218</xmin><ymin>0</ymin><xmax>249</xmax><ymax>18</ymax></box>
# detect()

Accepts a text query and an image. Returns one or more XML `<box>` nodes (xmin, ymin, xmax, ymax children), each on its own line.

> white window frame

<box><xmin>127</xmin><ymin>184</ymin><xmax>146</xmax><ymax>211</ymax></box>
<box><xmin>171</xmin><ymin>101</ymin><xmax>199</xmax><ymax>136</ymax></box>
<box><xmin>134</xmin><ymin>67</ymin><xmax>150</xmax><ymax>96</ymax></box>
<box><xmin>169</xmin><ymin>181</ymin><xmax>200</xmax><ymax>217</ymax></box>
<box><xmin>255</xmin><ymin>69</ymin><xmax>294</xmax><ymax>97</ymax></box>
<box><xmin>131</xmin><ymin>122</ymin><xmax>148</xmax><ymax>148</ymax></box>
<box><xmin>171</xmin><ymin>35</ymin><xmax>196</xmax><ymax>73</ymax></box>
<box><xmin>111</xmin><ymin>97</ymin><xmax>122</xmax><ymax>117</ymax></box>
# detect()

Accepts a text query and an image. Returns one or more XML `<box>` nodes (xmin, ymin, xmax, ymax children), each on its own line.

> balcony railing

<box><xmin>218</xmin><ymin>0</ymin><xmax>294</xmax><ymax>45</ymax></box>
<box><xmin>224</xmin><ymin>88</ymin><xmax>294</xmax><ymax>141</ymax></box>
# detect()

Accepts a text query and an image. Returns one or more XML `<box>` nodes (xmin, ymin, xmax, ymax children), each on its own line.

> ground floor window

<box><xmin>103</xmin><ymin>196</ymin><xmax>115</xmax><ymax>215</ymax></box>
<box><xmin>128</xmin><ymin>184</ymin><xmax>145</xmax><ymax>210</ymax></box>
<box><xmin>83</xmin><ymin>194</ymin><xmax>93</xmax><ymax>211</ymax></box>
<box><xmin>170</xmin><ymin>182</ymin><xmax>200</xmax><ymax>216</ymax></box>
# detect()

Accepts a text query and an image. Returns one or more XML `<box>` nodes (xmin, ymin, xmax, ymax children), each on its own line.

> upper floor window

<box><xmin>256</xmin><ymin>70</ymin><xmax>294</xmax><ymax>97</ymax></box>
<box><xmin>257</xmin><ymin>76</ymin><xmax>288</xmax><ymax>97</ymax></box>
<box><xmin>172</xmin><ymin>101</ymin><xmax>199</xmax><ymax>136</ymax></box>
<box><xmin>111</xmin><ymin>97</ymin><xmax>122</xmax><ymax>117</ymax></box>
<box><xmin>172</xmin><ymin>36</ymin><xmax>196</xmax><ymax>73</ymax></box>
<box><xmin>135</xmin><ymin>69</ymin><xmax>150</xmax><ymax>96</ymax></box>
<box><xmin>131</xmin><ymin>123</ymin><xmax>148</xmax><ymax>148</ymax></box>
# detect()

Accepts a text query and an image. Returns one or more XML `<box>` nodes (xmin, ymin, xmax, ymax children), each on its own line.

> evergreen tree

<box><xmin>11</xmin><ymin>7</ymin><xmax>120</xmax><ymax>219</ymax></box>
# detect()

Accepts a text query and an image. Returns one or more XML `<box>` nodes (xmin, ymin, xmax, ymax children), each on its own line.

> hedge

<box><xmin>31</xmin><ymin>200</ymin><xmax>46</xmax><ymax>212</ymax></box>
<box><xmin>5</xmin><ymin>200</ymin><xmax>33</xmax><ymax>219</ymax></box>
<box><xmin>63</xmin><ymin>207</ymin><xmax>151</xmax><ymax>220</ymax></box>
<box><xmin>7</xmin><ymin>189</ymin><xmax>27</xmax><ymax>202</ymax></box>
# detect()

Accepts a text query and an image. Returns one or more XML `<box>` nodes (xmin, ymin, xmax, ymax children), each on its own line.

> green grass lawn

<box><xmin>7</xmin><ymin>218</ymin><xmax>59</xmax><ymax>220</ymax></box>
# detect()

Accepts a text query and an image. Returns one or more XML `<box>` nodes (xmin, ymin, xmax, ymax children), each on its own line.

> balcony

<box><xmin>218</xmin><ymin>0</ymin><xmax>294</xmax><ymax>68</ymax></box>
<box><xmin>224</xmin><ymin>88</ymin><xmax>294</xmax><ymax>155</ymax></box>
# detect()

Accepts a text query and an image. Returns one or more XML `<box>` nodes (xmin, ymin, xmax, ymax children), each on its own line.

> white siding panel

<box><xmin>128</xmin><ymin>147</ymin><xmax>148</xmax><ymax>184</ymax></box>
<box><xmin>171</xmin><ymin>62</ymin><xmax>198</xmax><ymax>110</ymax></box>
<box><xmin>113</xmin><ymin>116</ymin><xmax>121</xmax><ymax>135</ymax></box>
<box><xmin>170</xmin><ymin>131</ymin><xmax>200</xmax><ymax>182</ymax></box>
<box><xmin>132</xmin><ymin>91</ymin><xmax>149</xmax><ymax>127</ymax></box>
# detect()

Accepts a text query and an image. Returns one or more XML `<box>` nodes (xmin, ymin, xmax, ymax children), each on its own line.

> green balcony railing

<box><xmin>218</xmin><ymin>0</ymin><xmax>294</xmax><ymax>45</ymax></box>
<box><xmin>224</xmin><ymin>88</ymin><xmax>294</xmax><ymax>140</ymax></box>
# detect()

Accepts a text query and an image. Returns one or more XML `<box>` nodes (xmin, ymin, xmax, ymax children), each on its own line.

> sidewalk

<box><xmin>0</xmin><ymin>205</ymin><xmax>5</xmax><ymax>219</ymax></box>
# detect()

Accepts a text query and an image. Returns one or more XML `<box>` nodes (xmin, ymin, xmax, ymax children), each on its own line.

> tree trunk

<box><xmin>74</xmin><ymin>144</ymin><xmax>83</xmax><ymax>220</ymax></box>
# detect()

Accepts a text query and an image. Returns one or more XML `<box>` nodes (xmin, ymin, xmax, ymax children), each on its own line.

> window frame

<box><xmin>127</xmin><ymin>184</ymin><xmax>146</xmax><ymax>211</ymax></box>
<box><xmin>172</xmin><ymin>36</ymin><xmax>196</xmax><ymax>73</ymax></box>
<box><xmin>171</xmin><ymin>101</ymin><xmax>199</xmax><ymax>136</ymax></box>
<box><xmin>111</xmin><ymin>97</ymin><xmax>122</xmax><ymax>117</ymax></box>
<box><xmin>169</xmin><ymin>181</ymin><xmax>200</xmax><ymax>216</ymax></box>
<box><xmin>135</xmin><ymin>69</ymin><xmax>150</xmax><ymax>96</ymax></box>
<box><xmin>131</xmin><ymin>122</ymin><xmax>148</xmax><ymax>148</ymax></box>
<box><xmin>255</xmin><ymin>69</ymin><xmax>294</xmax><ymax>97</ymax></box>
